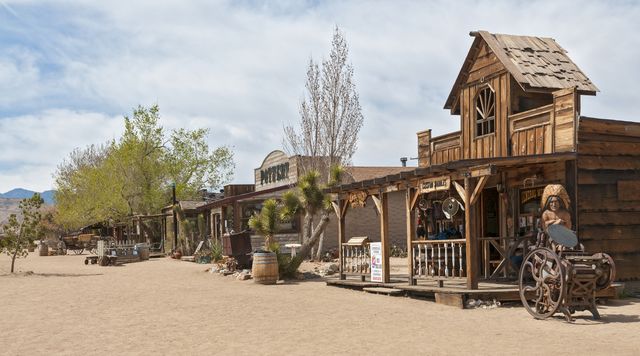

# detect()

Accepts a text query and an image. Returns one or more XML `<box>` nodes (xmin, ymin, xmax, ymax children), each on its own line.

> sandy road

<box><xmin>1</xmin><ymin>253</ymin><xmax>639</xmax><ymax>355</ymax></box>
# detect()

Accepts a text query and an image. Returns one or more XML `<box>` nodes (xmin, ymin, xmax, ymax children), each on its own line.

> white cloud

<box><xmin>0</xmin><ymin>109</ymin><xmax>123</xmax><ymax>192</ymax></box>
<box><xmin>0</xmin><ymin>0</ymin><xmax>639</xmax><ymax>192</ymax></box>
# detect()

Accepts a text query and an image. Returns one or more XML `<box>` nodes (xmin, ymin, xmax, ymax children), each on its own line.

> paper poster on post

<box><xmin>370</xmin><ymin>242</ymin><xmax>383</xmax><ymax>282</ymax></box>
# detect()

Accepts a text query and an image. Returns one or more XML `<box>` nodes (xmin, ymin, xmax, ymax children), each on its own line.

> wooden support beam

<box><xmin>453</xmin><ymin>181</ymin><xmax>467</xmax><ymax>205</ymax></box>
<box><xmin>470</xmin><ymin>175</ymin><xmax>489</xmax><ymax>205</ymax></box>
<box><xmin>468</xmin><ymin>165</ymin><xmax>496</xmax><ymax>178</ymax></box>
<box><xmin>341</xmin><ymin>200</ymin><xmax>349</xmax><ymax>219</ymax></box>
<box><xmin>382</xmin><ymin>184</ymin><xmax>400</xmax><ymax>193</ymax></box>
<box><xmin>371</xmin><ymin>194</ymin><xmax>382</xmax><ymax>215</ymax></box>
<box><xmin>410</xmin><ymin>188</ymin><xmax>421</xmax><ymax>211</ymax></box>
<box><xmin>464</xmin><ymin>176</ymin><xmax>478</xmax><ymax>290</ymax></box>
<box><xmin>331</xmin><ymin>201</ymin><xmax>340</xmax><ymax>219</ymax></box>
<box><xmin>337</xmin><ymin>198</ymin><xmax>346</xmax><ymax>281</ymax></box>
<box><xmin>406</xmin><ymin>188</ymin><xmax>416</xmax><ymax>285</ymax></box>
<box><xmin>380</xmin><ymin>192</ymin><xmax>390</xmax><ymax>283</ymax></box>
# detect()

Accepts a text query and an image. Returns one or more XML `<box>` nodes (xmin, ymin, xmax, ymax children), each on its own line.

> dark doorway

<box><xmin>483</xmin><ymin>188</ymin><xmax>500</xmax><ymax>237</ymax></box>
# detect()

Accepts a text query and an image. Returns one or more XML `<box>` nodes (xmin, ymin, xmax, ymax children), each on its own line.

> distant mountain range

<box><xmin>0</xmin><ymin>188</ymin><xmax>56</xmax><ymax>205</ymax></box>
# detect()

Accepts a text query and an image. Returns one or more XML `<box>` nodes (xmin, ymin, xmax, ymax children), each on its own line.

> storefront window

<box><xmin>519</xmin><ymin>186</ymin><xmax>544</xmax><ymax>235</ymax></box>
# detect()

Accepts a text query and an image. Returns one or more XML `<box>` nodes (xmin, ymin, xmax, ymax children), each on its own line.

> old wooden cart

<box><xmin>518</xmin><ymin>225</ymin><xmax>615</xmax><ymax>321</ymax></box>
<box><xmin>61</xmin><ymin>234</ymin><xmax>102</xmax><ymax>255</ymax></box>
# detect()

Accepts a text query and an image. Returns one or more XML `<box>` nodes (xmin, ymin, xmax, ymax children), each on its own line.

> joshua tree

<box><xmin>248</xmin><ymin>199</ymin><xmax>282</xmax><ymax>250</ymax></box>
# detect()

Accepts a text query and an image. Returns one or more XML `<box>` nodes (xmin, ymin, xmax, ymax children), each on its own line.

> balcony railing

<box><xmin>509</xmin><ymin>104</ymin><xmax>553</xmax><ymax>156</ymax></box>
<box><xmin>411</xmin><ymin>239</ymin><xmax>466</xmax><ymax>284</ymax></box>
<box><xmin>430</xmin><ymin>131</ymin><xmax>461</xmax><ymax>165</ymax></box>
<box><xmin>341</xmin><ymin>243</ymin><xmax>370</xmax><ymax>280</ymax></box>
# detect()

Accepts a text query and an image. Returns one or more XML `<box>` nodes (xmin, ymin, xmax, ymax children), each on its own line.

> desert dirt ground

<box><xmin>1</xmin><ymin>253</ymin><xmax>639</xmax><ymax>356</ymax></box>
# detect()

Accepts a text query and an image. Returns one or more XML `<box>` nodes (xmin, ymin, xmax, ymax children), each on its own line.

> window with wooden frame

<box><xmin>475</xmin><ymin>86</ymin><xmax>495</xmax><ymax>137</ymax></box>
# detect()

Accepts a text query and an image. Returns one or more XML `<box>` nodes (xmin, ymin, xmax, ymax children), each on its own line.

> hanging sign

<box><xmin>370</xmin><ymin>242</ymin><xmax>383</xmax><ymax>282</ymax></box>
<box><xmin>520</xmin><ymin>187</ymin><xmax>545</xmax><ymax>205</ymax></box>
<box><xmin>419</xmin><ymin>176</ymin><xmax>450</xmax><ymax>194</ymax></box>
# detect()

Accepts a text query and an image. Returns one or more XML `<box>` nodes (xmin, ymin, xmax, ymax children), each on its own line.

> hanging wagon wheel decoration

<box><xmin>442</xmin><ymin>197</ymin><xmax>460</xmax><ymax>220</ymax></box>
<box><xmin>418</xmin><ymin>198</ymin><xmax>430</xmax><ymax>211</ymax></box>
<box><xmin>519</xmin><ymin>247</ymin><xmax>567</xmax><ymax>320</ymax></box>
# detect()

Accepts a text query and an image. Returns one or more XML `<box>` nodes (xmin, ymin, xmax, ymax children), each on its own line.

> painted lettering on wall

<box><xmin>260</xmin><ymin>162</ymin><xmax>290</xmax><ymax>185</ymax></box>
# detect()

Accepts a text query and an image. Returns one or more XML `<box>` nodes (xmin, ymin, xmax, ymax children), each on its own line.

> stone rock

<box><xmin>328</xmin><ymin>263</ymin><xmax>339</xmax><ymax>273</ymax></box>
<box><xmin>237</xmin><ymin>273</ymin><xmax>251</xmax><ymax>280</ymax></box>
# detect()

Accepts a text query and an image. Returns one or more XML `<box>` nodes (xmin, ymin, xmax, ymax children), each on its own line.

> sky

<box><xmin>0</xmin><ymin>0</ymin><xmax>639</xmax><ymax>193</ymax></box>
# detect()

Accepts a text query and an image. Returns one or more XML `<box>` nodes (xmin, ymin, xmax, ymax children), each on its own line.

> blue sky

<box><xmin>1</xmin><ymin>0</ymin><xmax>639</xmax><ymax>193</ymax></box>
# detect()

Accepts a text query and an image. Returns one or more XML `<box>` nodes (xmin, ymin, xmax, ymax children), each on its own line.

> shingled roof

<box><xmin>445</xmin><ymin>31</ymin><xmax>598</xmax><ymax>110</ymax></box>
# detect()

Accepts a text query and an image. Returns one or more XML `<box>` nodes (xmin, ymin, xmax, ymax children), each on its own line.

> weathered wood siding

<box><xmin>430</xmin><ymin>131</ymin><xmax>461</xmax><ymax>166</ymax></box>
<box><xmin>509</xmin><ymin>104</ymin><xmax>553</xmax><ymax>156</ymax></box>
<box><xmin>460</xmin><ymin>64</ymin><xmax>510</xmax><ymax>160</ymax></box>
<box><xmin>417</xmin><ymin>130</ymin><xmax>431</xmax><ymax>168</ymax></box>
<box><xmin>553</xmin><ymin>88</ymin><xmax>578</xmax><ymax>152</ymax></box>
<box><xmin>577</xmin><ymin>117</ymin><xmax>640</xmax><ymax>280</ymax></box>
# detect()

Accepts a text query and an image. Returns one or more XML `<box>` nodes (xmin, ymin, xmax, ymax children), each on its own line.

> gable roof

<box><xmin>445</xmin><ymin>31</ymin><xmax>598</xmax><ymax>111</ymax></box>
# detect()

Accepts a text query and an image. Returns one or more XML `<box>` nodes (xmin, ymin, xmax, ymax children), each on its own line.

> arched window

<box><xmin>475</xmin><ymin>86</ymin><xmax>495</xmax><ymax>137</ymax></box>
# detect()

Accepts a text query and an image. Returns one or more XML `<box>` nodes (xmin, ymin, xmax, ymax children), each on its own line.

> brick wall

<box><xmin>323</xmin><ymin>191</ymin><xmax>408</xmax><ymax>251</ymax></box>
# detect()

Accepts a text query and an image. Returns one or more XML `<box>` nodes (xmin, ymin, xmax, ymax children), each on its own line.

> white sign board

<box><xmin>370</xmin><ymin>242</ymin><xmax>383</xmax><ymax>283</ymax></box>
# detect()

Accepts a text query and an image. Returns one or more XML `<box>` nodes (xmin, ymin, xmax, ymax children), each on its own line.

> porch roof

<box><xmin>326</xmin><ymin>152</ymin><xmax>576</xmax><ymax>194</ymax></box>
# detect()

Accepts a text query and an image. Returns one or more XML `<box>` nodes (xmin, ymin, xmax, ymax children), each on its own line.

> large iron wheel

<box><xmin>519</xmin><ymin>247</ymin><xmax>566</xmax><ymax>319</ymax></box>
<box><xmin>593</xmin><ymin>252</ymin><xmax>616</xmax><ymax>291</ymax></box>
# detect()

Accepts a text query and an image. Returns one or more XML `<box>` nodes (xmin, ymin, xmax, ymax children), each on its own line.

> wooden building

<box><xmin>328</xmin><ymin>31</ymin><xmax>640</xmax><ymax>290</ymax></box>
<box><xmin>197</xmin><ymin>150</ymin><xmax>411</xmax><ymax>253</ymax></box>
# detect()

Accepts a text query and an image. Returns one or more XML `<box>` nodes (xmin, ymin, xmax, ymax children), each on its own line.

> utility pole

<box><xmin>172</xmin><ymin>182</ymin><xmax>178</xmax><ymax>251</ymax></box>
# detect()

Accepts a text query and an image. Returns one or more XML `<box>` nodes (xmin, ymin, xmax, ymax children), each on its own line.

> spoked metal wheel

<box><xmin>593</xmin><ymin>252</ymin><xmax>616</xmax><ymax>291</ymax></box>
<box><xmin>519</xmin><ymin>247</ymin><xmax>566</xmax><ymax>319</ymax></box>
<box><xmin>73</xmin><ymin>248</ymin><xmax>84</xmax><ymax>255</ymax></box>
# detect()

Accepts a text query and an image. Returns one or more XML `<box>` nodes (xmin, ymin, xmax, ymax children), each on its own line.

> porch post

<box><xmin>406</xmin><ymin>187</ymin><xmax>416</xmax><ymax>285</ymax></box>
<box><xmin>336</xmin><ymin>198</ymin><xmax>347</xmax><ymax>280</ymax></box>
<box><xmin>380</xmin><ymin>192</ymin><xmax>390</xmax><ymax>283</ymax></box>
<box><xmin>464</xmin><ymin>176</ymin><xmax>478</xmax><ymax>289</ymax></box>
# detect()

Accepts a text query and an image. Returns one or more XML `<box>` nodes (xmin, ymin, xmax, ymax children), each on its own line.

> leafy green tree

<box><xmin>54</xmin><ymin>105</ymin><xmax>234</xmax><ymax>230</ymax></box>
<box><xmin>1</xmin><ymin>194</ymin><xmax>44</xmax><ymax>273</ymax></box>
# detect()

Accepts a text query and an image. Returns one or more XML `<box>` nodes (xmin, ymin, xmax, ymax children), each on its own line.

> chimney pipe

<box><xmin>400</xmin><ymin>157</ymin><xmax>408</xmax><ymax>167</ymax></box>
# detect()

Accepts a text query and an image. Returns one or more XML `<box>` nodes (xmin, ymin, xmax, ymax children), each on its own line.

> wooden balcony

<box><xmin>417</xmin><ymin>130</ymin><xmax>461</xmax><ymax>167</ymax></box>
<box><xmin>508</xmin><ymin>104</ymin><xmax>553</xmax><ymax>156</ymax></box>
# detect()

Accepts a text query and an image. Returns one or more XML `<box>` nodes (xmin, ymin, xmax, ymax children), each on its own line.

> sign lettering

<box><xmin>419</xmin><ymin>176</ymin><xmax>450</xmax><ymax>194</ymax></box>
<box><xmin>260</xmin><ymin>162</ymin><xmax>290</xmax><ymax>185</ymax></box>
<box><xmin>520</xmin><ymin>187</ymin><xmax>545</xmax><ymax>205</ymax></box>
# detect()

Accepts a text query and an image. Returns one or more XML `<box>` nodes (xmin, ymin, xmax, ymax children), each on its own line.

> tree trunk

<box><xmin>315</xmin><ymin>231</ymin><xmax>325</xmax><ymax>260</ymax></box>
<box><xmin>284</xmin><ymin>212</ymin><xmax>331</xmax><ymax>276</ymax></box>
<box><xmin>10</xmin><ymin>249</ymin><xmax>18</xmax><ymax>273</ymax></box>
<box><xmin>305</xmin><ymin>213</ymin><xmax>315</xmax><ymax>259</ymax></box>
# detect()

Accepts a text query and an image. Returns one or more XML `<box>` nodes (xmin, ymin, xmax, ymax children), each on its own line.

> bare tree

<box><xmin>284</xmin><ymin>26</ymin><xmax>364</xmax><ymax>259</ymax></box>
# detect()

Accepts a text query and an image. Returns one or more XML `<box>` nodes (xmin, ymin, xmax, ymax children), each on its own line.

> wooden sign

<box><xmin>348</xmin><ymin>191</ymin><xmax>368</xmax><ymax>208</ymax></box>
<box><xmin>419</xmin><ymin>176</ymin><xmax>450</xmax><ymax>193</ymax></box>
<box><xmin>520</xmin><ymin>187</ymin><xmax>545</xmax><ymax>205</ymax></box>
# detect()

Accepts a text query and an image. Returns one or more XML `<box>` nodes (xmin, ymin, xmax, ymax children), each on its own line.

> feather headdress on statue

<box><xmin>540</xmin><ymin>184</ymin><xmax>570</xmax><ymax>210</ymax></box>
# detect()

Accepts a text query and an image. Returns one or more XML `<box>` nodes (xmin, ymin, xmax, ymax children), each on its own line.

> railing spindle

<box><xmin>445</xmin><ymin>243</ymin><xmax>449</xmax><ymax>277</ymax></box>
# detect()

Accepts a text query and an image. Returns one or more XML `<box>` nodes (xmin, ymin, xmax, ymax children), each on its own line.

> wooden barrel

<box><xmin>38</xmin><ymin>243</ymin><xmax>48</xmax><ymax>256</ymax></box>
<box><xmin>252</xmin><ymin>251</ymin><xmax>279</xmax><ymax>284</ymax></box>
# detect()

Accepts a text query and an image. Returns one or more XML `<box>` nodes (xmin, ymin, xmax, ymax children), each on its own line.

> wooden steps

<box><xmin>363</xmin><ymin>287</ymin><xmax>404</xmax><ymax>296</ymax></box>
